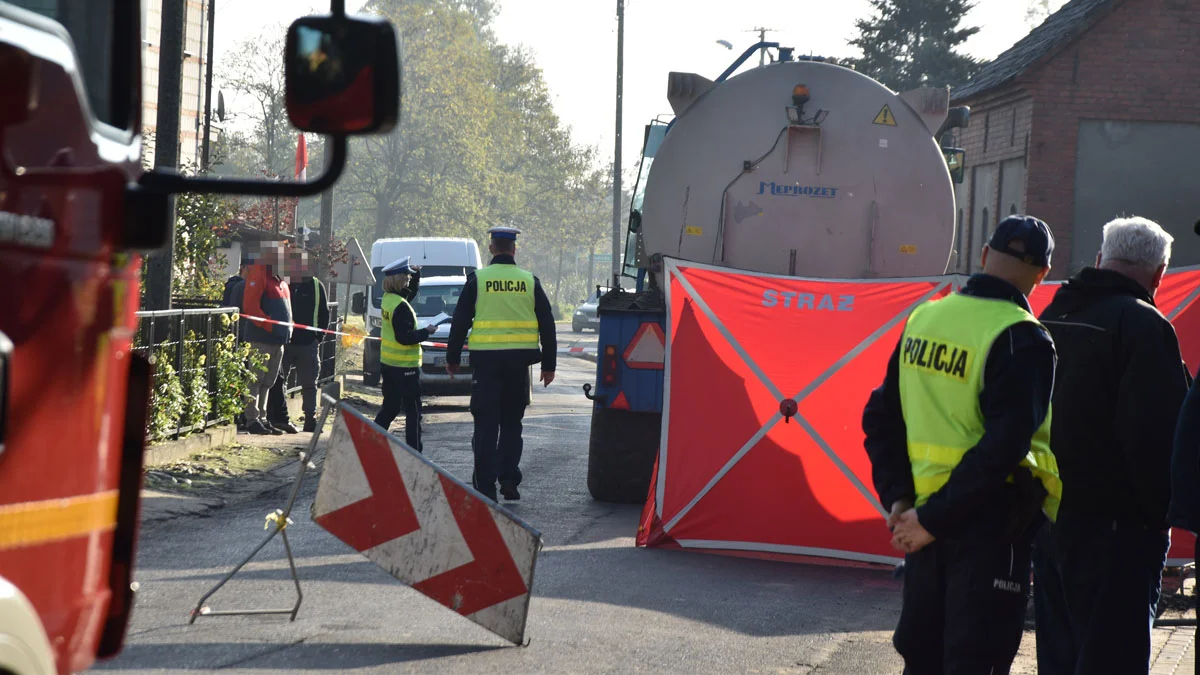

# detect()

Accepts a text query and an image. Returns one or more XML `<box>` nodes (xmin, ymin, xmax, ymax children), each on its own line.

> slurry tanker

<box><xmin>586</xmin><ymin>42</ymin><xmax>969</xmax><ymax>503</ymax></box>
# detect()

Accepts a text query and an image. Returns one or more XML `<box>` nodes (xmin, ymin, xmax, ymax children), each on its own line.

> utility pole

<box><xmin>318</xmin><ymin>139</ymin><xmax>334</xmax><ymax>284</ymax></box>
<box><xmin>747</xmin><ymin>27</ymin><xmax>776</xmax><ymax>66</ymax></box>
<box><xmin>610</xmin><ymin>0</ymin><xmax>624</xmax><ymax>290</ymax></box>
<box><xmin>144</xmin><ymin>0</ymin><xmax>186</xmax><ymax>310</ymax></box>
<box><xmin>201</xmin><ymin>0</ymin><xmax>216</xmax><ymax>170</ymax></box>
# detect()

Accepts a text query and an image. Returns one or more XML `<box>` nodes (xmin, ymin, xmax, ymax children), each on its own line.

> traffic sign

<box><xmin>623</xmin><ymin>322</ymin><xmax>665</xmax><ymax>370</ymax></box>
<box><xmin>330</xmin><ymin>237</ymin><xmax>375</xmax><ymax>286</ymax></box>
<box><xmin>312</xmin><ymin>404</ymin><xmax>542</xmax><ymax>644</ymax></box>
<box><xmin>593</xmin><ymin>253</ymin><xmax>613</xmax><ymax>263</ymax></box>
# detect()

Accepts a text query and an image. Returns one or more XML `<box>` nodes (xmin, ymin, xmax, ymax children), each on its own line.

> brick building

<box><xmin>948</xmin><ymin>0</ymin><xmax>1200</xmax><ymax>276</ymax></box>
<box><xmin>141</xmin><ymin>0</ymin><xmax>214</xmax><ymax>168</ymax></box>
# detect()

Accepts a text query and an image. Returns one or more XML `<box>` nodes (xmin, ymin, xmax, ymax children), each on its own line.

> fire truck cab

<box><xmin>0</xmin><ymin>2</ymin><xmax>401</xmax><ymax>673</ymax></box>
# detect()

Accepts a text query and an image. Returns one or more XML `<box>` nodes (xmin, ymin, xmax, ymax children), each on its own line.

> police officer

<box><xmin>445</xmin><ymin>226</ymin><xmax>557</xmax><ymax>502</ymax></box>
<box><xmin>374</xmin><ymin>256</ymin><xmax>432</xmax><ymax>452</ymax></box>
<box><xmin>861</xmin><ymin>215</ymin><xmax>1063</xmax><ymax>674</ymax></box>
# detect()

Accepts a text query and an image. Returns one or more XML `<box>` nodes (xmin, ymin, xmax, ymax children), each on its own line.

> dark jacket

<box><xmin>289</xmin><ymin>276</ymin><xmax>331</xmax><ymax>346</ymax></box>
<box><xmin>235</xmin><ymin>266</ymin><xmax>293</xmax><ymax>345</ymax></box>
<box><xmin>862</xmin><ymin>274</ymin><xmax>1056</xmax><ymax>539</ymax></box>
<box><xmin>1040</xmin><ymin>267</ymin><xmax>1189</xmax><ymax>531</ymax></box>
<box><xmin>446</xmin><ymin>255</ymin><xmax>557</xmax><ymax>372</ymax></box>
<box><xmin>221</xmin><ymin>274</ymin><xmax>243</xmax><ymax>308</ymax></box>
<box><xmin>222</xmin><ymin>274</ymin><xmax>244</xmax><ymax>340</ymax></box>
<box><xmin>1170</xmin><ymin>378</ymin><xmax>1200</xmax><ymax>533</ymax></box>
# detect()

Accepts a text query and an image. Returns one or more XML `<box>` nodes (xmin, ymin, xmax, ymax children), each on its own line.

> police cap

<box><xmin>487</xmin><ymin>226</ymin><xmax>521</xmax><ymax>241</ymax></box>
<box><xmin>382</xmin><ymin>256</ymin><xmax>418</xmax><ymax>276</ymax></box>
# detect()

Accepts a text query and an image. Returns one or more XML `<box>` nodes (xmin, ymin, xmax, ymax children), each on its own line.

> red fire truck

<box><xmin>0</xmin><ymin>2</ymin><xmax>399</xmax><ymax>672</ymax></box>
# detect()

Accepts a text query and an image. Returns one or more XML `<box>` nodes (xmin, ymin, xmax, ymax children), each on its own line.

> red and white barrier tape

<box><xmin>241</xmin><ymin>314</ymin><xmax>385</xmax><ymax>341</ymax></box>
<box><xmin>241</xmin><ymin>314</ymin><xmax>597</xmax><ymax>355</ymax></box>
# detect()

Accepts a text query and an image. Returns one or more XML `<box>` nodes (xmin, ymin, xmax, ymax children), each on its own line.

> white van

<box><xmin>362</xmin><ymin>238</ymin><xmax>482</xmax><ymax>385</ymax></box>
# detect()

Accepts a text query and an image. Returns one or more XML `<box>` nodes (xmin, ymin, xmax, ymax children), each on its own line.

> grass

<box><xmin>143</xmin><ymin>443</ymin><xmax>299</xmax><ymax>492</ymax></box>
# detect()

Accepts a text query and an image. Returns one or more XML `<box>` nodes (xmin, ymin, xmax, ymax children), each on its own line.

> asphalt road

<box><xmin>95</xmin><ymin>355</ymin><xmax>912</xmax><ymax>675</ymax></box>
<box><xmin>556</xmin><ymin>322</ymin><xmax>599</xmax><ymax>352</ymax></box>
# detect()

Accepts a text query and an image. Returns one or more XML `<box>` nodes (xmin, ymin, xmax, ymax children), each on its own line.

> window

<box><xmin>371</xmin><ymin>265</ymin><xmax>474</xmax><ymax>309</ymax></box>
<box><xmin>412</xmin><ymin>285</ymin><xmax>462</xmax><ymax>317</ymax></box>
<box><xmin>8</xmin><ymin>0</ymin><xmax>131</xmax><ymax>130</ymax></box>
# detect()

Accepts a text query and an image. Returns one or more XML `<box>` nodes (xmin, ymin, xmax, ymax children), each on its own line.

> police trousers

<box><xmin>374</xmin><ymin>365</ymin><xmax>422</xmax><ymax>452</ymax></box>
<box><xmin>470</xmin><ymin>362</ymin><xmax>529</xmax><ymax>491</ymax></box>
<box><xmin>894</xmin><ymin>531</ymin><xmax>1033</xmax><ymax>675</ymax></box>
<box><xmin>1031</xmin><ymin>511</ymin><xmax>1169</xmax><ymax>675</ymax></box>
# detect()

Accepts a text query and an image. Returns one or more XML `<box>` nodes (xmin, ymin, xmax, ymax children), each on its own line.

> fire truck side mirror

<box><xmin>284</xmin><ymin>14</ymin><xmax>401</xmax><ymax>136</ymax></box>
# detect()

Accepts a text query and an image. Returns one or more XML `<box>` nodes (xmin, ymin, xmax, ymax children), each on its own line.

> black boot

<box><xmin>272</xmin><ymin>419</ymin><xmax>300</xmax><ymax>434</ymax></box>
<box><xmin>303</xmin><ymin>417</ymin><xmax>318</xmax><ymax>433</ymax></box>
<box><xmin>499</xmin><ymin>480</ymin><xmax>521</xmax><ymax>501</ymax></box>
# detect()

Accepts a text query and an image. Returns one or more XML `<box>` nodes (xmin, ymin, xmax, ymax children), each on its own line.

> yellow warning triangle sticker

<box><xmin>873</xmin><ymin>104</ymin><xmax>897</xmax><ymax>127</ymax></box>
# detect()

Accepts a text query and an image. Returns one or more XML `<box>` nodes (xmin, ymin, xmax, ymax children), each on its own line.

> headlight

<box><xmin>575</xmin><ymin>311</ymin><xmax>584</xmax><ymax>317</ymax></box>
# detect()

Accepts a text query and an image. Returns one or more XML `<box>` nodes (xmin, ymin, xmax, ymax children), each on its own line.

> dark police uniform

<box><xmin>446</xmin><ymin>226</ymin><xmax>556</xmax><ymax>502</ymax></box>
<box><xmin>374</xmin><ymin>257</ymin><xmax>432</xmax><ymax>452</ymax></box>
<box><xmin>862</xmin><ymin>216</ymin><xmax>1063</xmax><ymax>674</ymax></box>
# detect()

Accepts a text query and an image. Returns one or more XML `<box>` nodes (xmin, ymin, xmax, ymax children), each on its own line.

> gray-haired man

<box><xmin>1033</xmin><ymin>216</ymin><xmax>1190</xmax><ymax>674</ymax></box>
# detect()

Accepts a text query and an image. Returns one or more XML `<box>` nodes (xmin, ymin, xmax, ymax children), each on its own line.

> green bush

<box><xmin>147</xmin><ymin>345</ymin><xmax>185</xmax><ymax>440</ymax></box>
<box><xmin>145</xmin><ymin>313</ymin><xmax>269</xmax><ymax>441</ymax></box>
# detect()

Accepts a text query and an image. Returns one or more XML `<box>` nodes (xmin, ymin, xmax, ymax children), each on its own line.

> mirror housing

<box><xmin>351</xmin><ymin>292</ymin><xmax>367</xmax><ymax>315</ymax></box>
<box><xmin>285</xmin><ymin>14</ymin><xmax>400</xmax><ymax>135</ymax></box>
<box><xmin>943</xmin><ymin>148</ymin><xmax>966</xmax><ymax>185</ymax></box>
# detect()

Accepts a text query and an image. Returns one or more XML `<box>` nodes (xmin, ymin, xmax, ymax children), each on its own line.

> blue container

<box><xmin>592</xmin><ymin>296</ymin><xmax>666</xmax><ymax>414</ymax></box>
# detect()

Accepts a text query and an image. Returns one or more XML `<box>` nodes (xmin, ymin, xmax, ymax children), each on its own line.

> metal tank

<box><xmin>640</xmin><ymin>59</ymin><xmax>959</xmax><ymax>278</ymax></box>
<box><xmin>585</xmin><ymin>44</ymin><xmax>969</xmax><ymax>504</ymax></box>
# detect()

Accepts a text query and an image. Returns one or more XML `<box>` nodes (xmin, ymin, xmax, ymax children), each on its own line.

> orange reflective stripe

<box><xmin>0</xmin><ymin>491</ymin><xmax>119</xmax><ymax>551</ymax></box>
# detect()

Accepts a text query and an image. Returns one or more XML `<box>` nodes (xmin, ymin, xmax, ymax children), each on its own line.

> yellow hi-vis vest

<box><xmin>469</xmin><ymin>264</ymin><xmax>539</xmax><ymax>351</ymax></box>
<box><xmin>380</xmin><ymin>292</ymin><xmax>422</xmax><ymax>367</ymax></box>
<box><xmin>898</xmin><ymin>292</ymin><xmax>1062</xmax><ymax>522</ymax></box>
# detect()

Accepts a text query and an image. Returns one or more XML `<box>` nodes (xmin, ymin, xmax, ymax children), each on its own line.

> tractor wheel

<box><xmin>587</xmin><ymin>406</ymin><xmax>661</xmax><ymax>504</ymax></box>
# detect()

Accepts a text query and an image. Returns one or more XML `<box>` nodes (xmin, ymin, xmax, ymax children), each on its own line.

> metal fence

<box><xmin>134</xmin><ymin>307</ymin><xmax>239</xmax><ymax>440</ymax></box>
<box><xmin>134</xmin><ymin>302</ymin><xmax>343</xmax><ymax>441</ymax></box>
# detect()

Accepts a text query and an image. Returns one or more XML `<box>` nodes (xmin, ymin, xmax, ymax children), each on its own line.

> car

<box><xmin>572</xmin><ymin>286</ymin><xmax>610</xmax><ymax>332</ymax></box>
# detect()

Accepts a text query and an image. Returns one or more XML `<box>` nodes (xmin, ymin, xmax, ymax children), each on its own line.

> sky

<box><xmin>210</xmin><ymin>0</ymin><xmax>1068</xmax><ymax>173</ymax></box>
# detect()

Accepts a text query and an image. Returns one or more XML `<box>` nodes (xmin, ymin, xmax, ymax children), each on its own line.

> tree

<box><xmin>849</xmin><ymin>0</ymin><xmax>981</xmax><ymax>92</ymax></box>
<box><xmin>1026</xmin><ymin>0</ymin><xmax>1053</xmax><ymax>27</ymax></box>
<box><xmin>219</xmin><ymin>30</ymin><xmax>292</xmax><ymax>177</ymax></box>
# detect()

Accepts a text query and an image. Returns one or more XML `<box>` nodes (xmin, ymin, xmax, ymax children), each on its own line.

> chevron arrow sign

<box><xmin>312</xmin><ymin>403</ymin><xmax>542</xmax><ymax>644</ymax></box>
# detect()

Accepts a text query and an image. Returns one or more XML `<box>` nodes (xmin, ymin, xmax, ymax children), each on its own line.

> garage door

<box><xmin>1074</xmin><ymin>120</ymin><xmax>1200</xmax><ymax>269</ymax></box>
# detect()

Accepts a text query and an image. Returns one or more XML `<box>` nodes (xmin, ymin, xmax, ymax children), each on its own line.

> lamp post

<box><xmin>610</xmin><ymin>0</ymin><xmax>624</xmax><ymax>290</ymax></box>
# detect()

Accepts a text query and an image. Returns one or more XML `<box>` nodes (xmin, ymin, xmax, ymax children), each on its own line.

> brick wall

<box><xmin>950</xmin><ymin>91</ymin><xmax>1034</xmax><ymax>271</ymax></box>
<box><xmin>1027</xmin><ymin>0</ymin><xmax>1200</xmax><ymax>275</ymax></box>
<box><xmin>955</xmin><ymin>0</ymin><xmax>1200</xmax><ymax>277</ymax></box>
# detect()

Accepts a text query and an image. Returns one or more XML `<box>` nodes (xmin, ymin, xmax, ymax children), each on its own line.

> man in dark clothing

<box><xmin>267</xmin><ymin>261</ymin><xmax>331</xmax><ymax>434</ymax></box>
<box><xmin>1169</xmin><ymin>373</ymin><xmax>1200</xmax><ymax>669</ymax></box>
<box><xmin>446</xmin><ymin>226</ymin><xmax>556</xmax><ymax>502</ymax></box>
<box><xmin>1033</xmin><ymin>216</ymin><xmax>1188</xmax><ymax>675</ymax></box>
<box><xmin>222</xmin><ymin>262</ymin><xmax>247</xmax><ymax>429</ymax></box>
<box><xmin>862</xmin><ymin>215</ymin><xmax>1061</xmax><ymax>674</ymax></box>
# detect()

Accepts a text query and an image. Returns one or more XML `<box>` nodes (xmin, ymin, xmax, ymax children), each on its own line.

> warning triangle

<box><xmin>873</xmin><ymin>104</ymin><xmax>897</xmax><ymax>126</ymax></box>
<box><xmin>611</xmin><ymin>391</ymin><xmax>630</xmax><ymax>410</ymax></box>
<box><xmin>624</xmin><ymin>322</ymin><xmax>665</xmax><ymax>369</ymax></box>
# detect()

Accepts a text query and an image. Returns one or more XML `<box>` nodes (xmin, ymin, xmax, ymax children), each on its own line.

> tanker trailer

<box><xmin>584</xmin><ymin>43</ymin><xmax>970</xmax><ymax>503</ymax></box>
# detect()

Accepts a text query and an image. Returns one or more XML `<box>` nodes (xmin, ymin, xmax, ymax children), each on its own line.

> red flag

<box><xmin>295</xmin><ymin>133</ymin><xmax>308</xmax><ymax>181</ymax></box>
